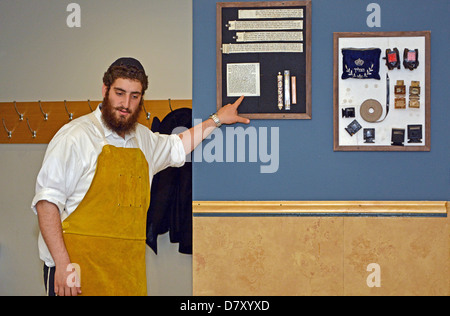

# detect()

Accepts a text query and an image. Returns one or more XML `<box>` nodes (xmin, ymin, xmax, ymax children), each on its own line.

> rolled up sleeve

<box><xmin>31</xmin><ymin>188</ymin><xmax>67</xmax><ymax>215</ymax></box>
<box><xmin>137</xmin><ymin>127</ymin><xmax>186</xmax><ymax>176</ymax></box>
<box><xmin>31</xmin><ymin>128</ymin><xmax>85</xmax><ymax>215</ymax></box>
<box><xmin>152</xmin><ymin>133</ymin><xmax>186</xmax><ymax>174</ymax></box>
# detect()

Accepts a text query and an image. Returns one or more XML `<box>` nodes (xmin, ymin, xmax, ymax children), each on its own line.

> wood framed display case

<box><xmin>333</xmin><ymin>31</ymin><xmax>430</xmax><ymax>151</ymax></box>
<box><xmin>217</xmin><ymin>1</ymin><xmax>311</xmax><ymax>119</ymax></box>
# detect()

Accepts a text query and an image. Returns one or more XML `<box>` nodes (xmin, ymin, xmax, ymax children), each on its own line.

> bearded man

<box><xmin>31</xmin><ymin>57</ymin><xmax>248</xmax><ymax>296</ymax></box>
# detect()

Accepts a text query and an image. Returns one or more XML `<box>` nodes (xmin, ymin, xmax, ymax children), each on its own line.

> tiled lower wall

<box><xmin>193</xmin><ymin>201</ymin><xmax>449</xmax><ymax>296</ymax></box>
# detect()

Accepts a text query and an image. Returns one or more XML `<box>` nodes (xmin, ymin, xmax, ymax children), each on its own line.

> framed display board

<box><xmin>333</xmin><ymin>31</ymin><xmax>431</xmax><ymax>151</ymax></box>
<box><xmin>217</xmin><ymin>1</ymin><xmax>311</xmax><ymax>119</ymax></box>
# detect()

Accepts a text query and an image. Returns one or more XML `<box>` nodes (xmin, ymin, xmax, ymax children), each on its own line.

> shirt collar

<box><xmin>94</xmin><ymin>104</ymin><xmax>137</xmax><ymax>143</ymax></box>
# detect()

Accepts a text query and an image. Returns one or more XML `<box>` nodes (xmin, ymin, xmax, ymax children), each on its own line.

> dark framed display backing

<box><xmin>333</xmin><ymin>31</ymin><xmax>431</xmax><ymax>151</ymax></box>
<box><xmin>217</xmin><ymin>1</ymin><xmax>311</xmax><ymax>119</ymax></box>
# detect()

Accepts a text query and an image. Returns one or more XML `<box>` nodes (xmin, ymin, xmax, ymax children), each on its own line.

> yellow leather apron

<box><xmin>62</xmin><ymin>113</ymin><xmax>150</xmax><ymax>296</ymax></box>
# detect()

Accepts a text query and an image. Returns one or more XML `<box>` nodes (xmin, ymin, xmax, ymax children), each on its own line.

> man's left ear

<box><xmin>102</xmin><ymin>84</ymin><xmax>108</xmax><ymax>98</ymax></box>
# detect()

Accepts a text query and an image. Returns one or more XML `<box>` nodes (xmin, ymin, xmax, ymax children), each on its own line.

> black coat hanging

<box><xmin>146</xmin><ymin>107</ymin><xmax>192</xmax><ymax>254</ymax></box>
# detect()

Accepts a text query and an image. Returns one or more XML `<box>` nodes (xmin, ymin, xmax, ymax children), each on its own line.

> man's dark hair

<box><xmin>102</xmin><ymin>57</ymin><xmax>149</xmax><ymax>95</ymax></box>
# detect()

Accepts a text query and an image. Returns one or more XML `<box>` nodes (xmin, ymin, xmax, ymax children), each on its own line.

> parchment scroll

<box><xmin>235</xmin><ymin>31</ymin><xmax>303</xmax><ymax>42</ymax></box>
<box><xmin>238</xmin><ymin>9</ymin><xmax>303</xmax><ymax>19</ymax></box>
<box><xmin>222</xmin><ymin>43</ymin><xmax>303</xmax><ymax>54</ymax></box>
<box><xmin>227</xmin><ymin>20</ymin><xmax>303</xmax><ymax>30</ymax></box>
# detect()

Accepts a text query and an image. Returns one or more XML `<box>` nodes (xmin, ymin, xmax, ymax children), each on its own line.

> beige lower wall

<box><xmin>193</xmin><ymin>201</ymin><xmax>449</xmax><ymax>296</ymax></box>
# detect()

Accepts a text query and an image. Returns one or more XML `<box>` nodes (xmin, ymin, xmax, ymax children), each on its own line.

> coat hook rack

<box><xmin>38</xmin><ymin>100</ymin><xmax>49</xmax><ymax>121</ymax></box>
<box><xmin>2</xmin><ymin>119</ymin><xmax>12</xmax><ymax>138</ymax></box>
<box><xmin>13</xmin><ymin>101</ymin><xmax>24</xmax><ymax>121</ymax></box>
<box><xmin>64</xmin><ymin>100</ymin><xmax>73</xmax><ymax>120</ymax></box>
<box><xmin>26</xmin><ymin>118</ymin><xmax>37</xmax><ymax>138</ymax></box>
<box><xmin>0</xmin><ymin>98</ymin><xmax>191</xmax><ymax>143</ymax></box>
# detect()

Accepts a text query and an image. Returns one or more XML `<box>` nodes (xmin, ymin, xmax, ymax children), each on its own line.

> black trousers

<box><xmin>43</xmin><ymin>264</ymin><xmax>56</xmax><ymax>296</ymax></box>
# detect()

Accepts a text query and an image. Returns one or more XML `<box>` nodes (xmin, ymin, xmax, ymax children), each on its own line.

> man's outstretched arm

<box><xmin>178</xmin><ymin>96</ymin><xmax>250</xmax><ymax>154</ymax></box>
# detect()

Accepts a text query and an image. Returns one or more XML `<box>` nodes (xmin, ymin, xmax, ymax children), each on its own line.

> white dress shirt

<box><xmin>31</xmin><ymin>105</ymin><xmax>186</xmax><ymax>267</ymax></box>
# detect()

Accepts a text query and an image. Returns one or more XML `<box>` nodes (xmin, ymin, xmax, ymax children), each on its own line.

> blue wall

<box><xmin>192</xmin><ymin>0</ymin><xmax>449</xmax><ymax>201</ymax></box>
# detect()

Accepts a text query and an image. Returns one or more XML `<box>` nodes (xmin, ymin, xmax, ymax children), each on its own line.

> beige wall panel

<box><xmin>193</xmin><ymin>201</ymin><xmax>448</xmax><ymax>296</ymax></box>
<box><xmin>343</xmin><ymin>216</ymin><xmax>449</xmax><ymax>296</ymax></box>
<box><xmin>193</xmin><ymin>216</ymin><xmax>344</xmax><ymax>296</ymax></box>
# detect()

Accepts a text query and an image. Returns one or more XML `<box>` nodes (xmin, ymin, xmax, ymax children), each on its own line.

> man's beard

<box><xmin>101</xmin><ymin>92</ymin><xmax>142</xmax><ymax>136</ymax></box>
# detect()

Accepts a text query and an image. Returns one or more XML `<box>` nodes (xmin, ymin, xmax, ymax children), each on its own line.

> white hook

<box><xmin>38</xmin><ymin>100</ymin><xmax>49</xmax><ymax>121</ymax></box>
<box><xmin>13</xmin><ymin>101</ymin><xmax>24</xmax><ymax>121</ymax></box>
<box><xmin>143</xmin><ymin>103</ymin><xmax>151</xmax><ymax>120</ymax></box>
<box><xmin>2</xmin><ymin>119</ymin><xmax>12</xmax><ymax>138</ymax></box>
<box><xmin>64</xmin><ymin>100</ymin><xmax>73</xmax><ymax>120</ymax></box>
<box><xmin>26</xmin><ymin>118</ymin><xmax>37</xmax><ymax>138</ymax></box>
<box><xmin>88</xmin><ymin>99</ymin><xmax>94</xmax><ymax>112</ymax></box>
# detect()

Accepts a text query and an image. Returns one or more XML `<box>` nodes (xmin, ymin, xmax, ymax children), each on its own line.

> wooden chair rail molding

<box><xmin>0</xmin><ymin>99</ymin><xmax>192</xmax><ymax>144</ymax></box>
<box><xmin>193</xmin><ymin>200</ymin><xmax>448</xmax><ymax>216</ymax></box>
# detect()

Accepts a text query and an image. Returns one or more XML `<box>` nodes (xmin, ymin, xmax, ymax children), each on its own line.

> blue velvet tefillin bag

<box><xmin>341</xmin><ymin>48</ymin><xmax>381</xmax><ymax>80</ymax></box>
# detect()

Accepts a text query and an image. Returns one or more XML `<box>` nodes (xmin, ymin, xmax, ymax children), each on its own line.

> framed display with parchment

<box><xmin>217</xmin><ymin>1</ymin><xmax>311</xmax><ymax>119</ymax></box>
<box><xmin>333</xmin><ymin>31</ymin><xmax>431</xmax><ymax>151</ymax></box>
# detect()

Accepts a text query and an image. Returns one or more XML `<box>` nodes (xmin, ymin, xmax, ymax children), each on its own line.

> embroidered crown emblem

<box><xmin>354</xmin><ymin>58</ymin><xmax>364</xmax><ymax>66</ymax></box>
